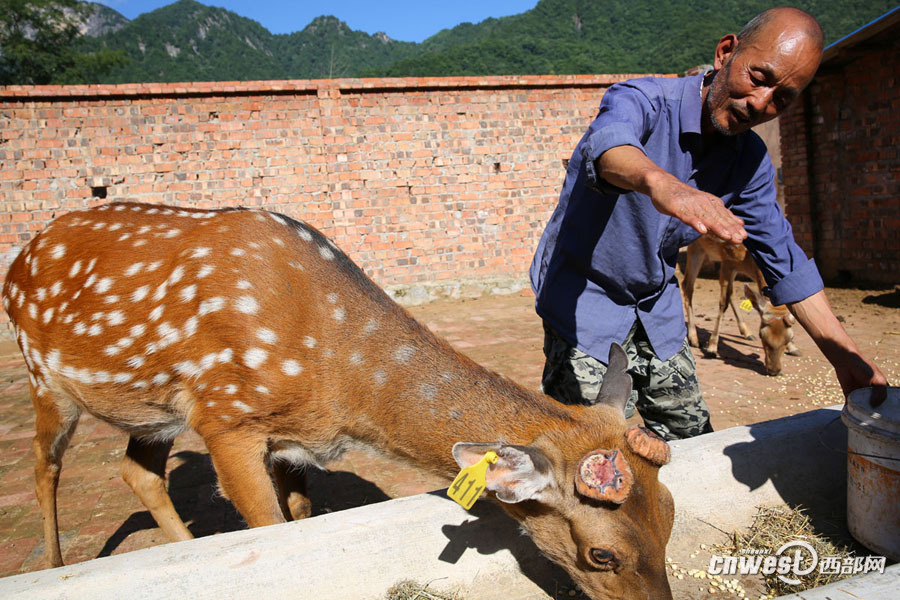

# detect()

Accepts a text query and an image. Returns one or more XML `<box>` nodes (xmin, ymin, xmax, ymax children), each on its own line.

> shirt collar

<box><xmin>679</xmin><ymin>73</ymin><xmax>706</xmax><ymax>136</ymax></box>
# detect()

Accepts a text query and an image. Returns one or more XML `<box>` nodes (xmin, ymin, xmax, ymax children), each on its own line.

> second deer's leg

<box><xmin>120</xmin><ymin>437</ymin><xmax>193</xmax><ymax>542</ymax></box>
<box><xmin>271</xmin><ymin>461</ymin><xmax>312</xmax><ymax>521</ymax></box>
<box><xmin>682</xmin><ymin>246</ymin><xmax>705</xmax><ymax>349</ymax></box>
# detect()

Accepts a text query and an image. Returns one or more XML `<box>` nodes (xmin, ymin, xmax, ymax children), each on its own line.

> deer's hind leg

<box><xmin>271</xmin><ymin>461</ymin><xmax>312</xmax><ymax>521</ymax></box>
<box><xmin>120</xmin><ymin>437</ymin><xmax>193</xmax><ymax>542</ymax></box>
<box><xmin>31</xmin><ymin>385</ymin><xmax>81</xmax><ymax>568</ymax></box>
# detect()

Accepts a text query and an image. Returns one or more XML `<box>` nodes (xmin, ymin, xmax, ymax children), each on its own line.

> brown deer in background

<box><xmin>3</xmin><ymin>202</ymin><xmax>675</xmax><ymax>600</ymax></box>
<box><xmin>682</xmin><ymin>235</ymin><xmax>798</xmax><ymax>376</ymax></box>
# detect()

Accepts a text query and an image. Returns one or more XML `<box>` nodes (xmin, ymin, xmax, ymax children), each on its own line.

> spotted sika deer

<box><xmin>681</xmin><ymin>234</ymin><xmax>797</xmax><ymax>375</ymax></box>
<box><xmin>3</xmin><ymin>202</ymin><xmax>674</xmax><ymax>599</ymax></box>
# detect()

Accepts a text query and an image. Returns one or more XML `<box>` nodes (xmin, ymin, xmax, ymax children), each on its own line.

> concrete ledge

<box><xmin>1</xmin><ymin>406</ymin><xmax>892</xmax><ymax>599</ymax></box>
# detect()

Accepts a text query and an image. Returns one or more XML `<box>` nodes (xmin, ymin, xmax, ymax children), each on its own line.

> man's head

<box><xmin>703</xmin><ymin>7</ymin><xmax>824</xmax><ymax>137</ymax></box>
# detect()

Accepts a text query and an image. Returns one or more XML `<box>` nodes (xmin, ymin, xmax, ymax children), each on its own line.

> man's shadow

<box><xmin>97</xmin><ymin>450</ymin><xmax>391</xmax><ymax>558</ymax></box>
<box><xmin>721</xmin><ymin>410</ymin><xmax>875</xmax><ymax>554</ymax></box>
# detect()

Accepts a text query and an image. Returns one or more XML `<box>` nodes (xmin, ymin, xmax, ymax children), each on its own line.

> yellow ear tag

<box><xmin>740</xmin><ymin>299</ymin><xmax>753</xmax><ymax>312</ymax></box>
<box><xmin>447</xmin><ymin>451</ymin><xmax>498</xmax><ymax>510</ymax></box>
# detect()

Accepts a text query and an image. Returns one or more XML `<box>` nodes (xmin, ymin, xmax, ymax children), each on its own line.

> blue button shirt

<box><xmin>530</xmin><ymin>74</ymin><xmax>823</xmax><ymax>362</ymax></box>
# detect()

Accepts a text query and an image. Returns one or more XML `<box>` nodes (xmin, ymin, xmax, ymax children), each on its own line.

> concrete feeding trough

<box><xmin>0</xmin><ymin>405</ymin><xmax>896</xmax><ymax>599</ymax></box>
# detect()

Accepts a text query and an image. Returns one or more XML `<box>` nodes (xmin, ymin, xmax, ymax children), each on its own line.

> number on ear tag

<box><xmin>740</xmin><ymin>299</ymin><xmax>753</xmax><ymax>312</ymax></box>
<box><xmin>447</xmin><ymin>451</ymin><xmax>498</xmax><ymax>509</ymax></box>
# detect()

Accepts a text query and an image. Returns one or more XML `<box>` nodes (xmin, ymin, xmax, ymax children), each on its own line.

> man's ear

<box><xmin>714</xmin><ymin>33</ymin><xmax>739</xmax><ymax>70</ymax></box>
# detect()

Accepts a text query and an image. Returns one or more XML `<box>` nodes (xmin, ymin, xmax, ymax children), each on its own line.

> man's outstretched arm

<box><xmin>596</xmin><ymin>145</ymin><xmax>748</xmax><ymax>244</ymax></box>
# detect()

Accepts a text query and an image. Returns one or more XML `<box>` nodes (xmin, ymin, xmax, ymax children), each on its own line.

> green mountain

<box><xmin>77</xmin><ymin>0</ymin><xmax>897</xmax><ymax>83</ymax></box>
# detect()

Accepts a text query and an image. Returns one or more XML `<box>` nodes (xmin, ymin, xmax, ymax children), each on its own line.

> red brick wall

<box><xmin>779</xmin><ymin>33</ymin><xmax>900</xmax><ymax>285</ymax></box>
<box><xmin>1</xmin><ymin>74</ymin><xmax>673</xmax><ymax>330</ymax></box>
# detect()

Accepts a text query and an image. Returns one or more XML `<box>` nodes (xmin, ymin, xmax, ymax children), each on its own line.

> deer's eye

<box><xmin>590</xmin><ymin>548</ymin><xmax>619</xmax><ymax>571</ymax></box>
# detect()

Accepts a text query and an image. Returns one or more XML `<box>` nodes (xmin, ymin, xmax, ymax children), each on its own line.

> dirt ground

<box><xmin>1</xmin><ymin>277</ymin><xmax>898</xmax><ymax>591</ymax></box>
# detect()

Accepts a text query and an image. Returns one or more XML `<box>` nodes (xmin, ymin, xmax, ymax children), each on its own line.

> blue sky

<box><xmin>94</xmin><ymin>1</ymin><xmax>540</xmax><ymax>42</ymax></box>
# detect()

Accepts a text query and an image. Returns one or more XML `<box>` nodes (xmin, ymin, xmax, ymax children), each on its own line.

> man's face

<box><xmin>704</xmin><ymin>28</ymin><xmax>821</xmax><ymax>136</ymax></box>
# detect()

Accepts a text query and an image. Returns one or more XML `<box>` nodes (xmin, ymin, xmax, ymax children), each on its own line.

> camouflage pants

<box><xmin>541</xmin><ymin>321</ymin><xmax>713</xmax><ymax>440</ymax></box>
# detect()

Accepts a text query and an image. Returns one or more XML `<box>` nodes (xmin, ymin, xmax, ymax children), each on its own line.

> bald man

<box><xmin>530</xmin><ymin>8</ymin><xmax>887</xmax><ymax>440</ymax></box>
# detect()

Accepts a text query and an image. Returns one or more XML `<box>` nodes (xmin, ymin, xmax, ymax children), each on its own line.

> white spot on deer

<box><xmin>36</xmin><ymin>287</ymin><xmax>47</xmax><ymax>301</ymax></box>
<box><xmin>257</xmin><ymin>328</ymin><xmax>278</xmax><ymax>344</ymax></box>
<box><xmin>133</xmin><ymin>239</ymin><xmax>147</xmax><ymax>247</ymax></box>
<box><xmin>156</xmin><ymin>322</ymin><xmax>181</xmax><ymax>348</ymax></box>
<box><xmin>94</xmin><ymin>371</ymin><xmax>111</xmax><ymax>383</ymax></box>
<box><xmin>269</xmin><ymin>213</ymin><xmax>287</xmax><ymax>226</ymax></box>
<box><xmin>232</xmin><ymin>400</ymin><xmax>253</xmax><ymax>413</ymax></box>
<box><xmin>349</xmin><ymin>352</ymin><xmax>363</xmax><ymax>366</ymax></box>
<box><xmin>109</xmin><ymin>223</ymin><xmax>123</xmax><ymax>232</ymax></box>
<box><xmin>163</xmin><ymin>229</ymin><xmax>181</xmax><ymax>238</ymax></box>
<box><xmin>88</xmin><ymin>324</ymin><xmax>103</xmax><ymax>336</ymax></box>
<box><xmin>103</xmin><ymin>345</ymin><xmax>121</xmax><ymax>356</ymax></box>
<box><xmin>152</xmin><ymin>373</ymin><xmax>171</xmax><ymax>386</ymax></box>
<box><xmin>90</xmin><ymin>311</ymin><xmax>105</xmax><ymax>322</ymax></box>
<box><xmin>168</xmin><ymin>266</ymin><xmax>185</xmax><ymax>285</ymax></box>
<box><xmin>318</xmin><ymin>246</ymin><xmax>335</xmax><ymax>260</ymax></box>
<box><xmin>132</xmin><ymin>286</ymin><xmax>150</xmax><ymax>302</ymax></box>
<box><xmin>91</xmin><ymin>222</ymin><xmax>106</xmax><ymax>231</ymax></box>
<box><xmin>86</xmin><ymin>258</ymin><xmax>97</xmax><ymax>273</ymax></box>
<box><xmin>132</xmin><ymin>380</ymin><xmax>149</xmax><ymax>389</ymax></box>
<box><xmin>394</xmin><ymin>345</ymin><xmax>415</xmax><ymax>364</ymax></box>
<box><xmin>125</xmin><ymin>263</ymin><xmax>144</xmax><ymax>276</ymax></box>
<box><xmin>50</xmin><ymin>244</ymin><xmax>66</xmax><ymax>259</ymax></box>
<box><xmin>326</xmin><ymin>293</ymin><xmax>338</xmax><ymax>304</ymax></box>
<box><xmin>152</xmin><ymin>282</ymin><xmax>168</xmax><ymax>302</ymax></box>
<box><xmin>174</xmin><ymin>360</ymin><xmax>200</xmax><ymax>378</ymax></box>
<box><xmin>224</xmin><ymin>385</ymin><xmax>238</xmax><ymax>395</ymax></box>
<box><xmin>190</xmin><ymin>247</ymin><xmax>211</xmax><ymax>259</ymax></box>
<box><xmin>130</xmin><ymin>323</ymin><xmax>146</xmax><ymax>337</ymax></box>
<box><xmin>113</xmin><ymin>373</ymin><xmax>133</xmax><ymax>384</ymax></box>
<box><xmin>235</xmin><ymin>296</ymin><xmax>259</xmax><ymax>315</ymax></box>
<box><xmin>94</xmin><ymin>278</ymin><xmax>114</xmax><ymax>294</ymax></box>
<box><xmin>364</xmin><ymin>319</ymin><xmax>379</xmax><ymax>335</ymax></box>
<box><xmin>303</xmin><ymin>336</ymin><xmax>317</xmax><ymax>348</ymax></box>
<box><xmin>106</xmin><ymin>310</ymin><xmax>125</xmax><ymax>326</ymax></box>
<box><xmin>46</xmin><ymin>350</ymin><xmax>61</xmax><ymax>372</ymax></box>
<box><xmin>419</xmin><ymin>382</ymin><xmax>438</xmax><ymax>402</ymax></box>
<box><xmin>273</xmin><ymin>237</ymin><xmax>285</xmax><ymax>247</ymax></box>
<box><xmin>147</xmin><ymin>261</ymin><xmax>162</xmax><ymax>272</ymax></box>
<box><xmin>281</xmin><ymin>360</ymin><xmax>302</xmax><ymax>376</ymax></box>
<box><xmin>199</xmin><ymin>297</ymin><xmax>225</xmax><ymax>315</ymax></box>
<box><xmin>374</xmin><ymin>369</ymin><xmax>387</xmax><ymax>385</ymax></box>
<box><xmin>230</xmin><ymin>248</ymin><xmax>246</xmax><ymax>257</ymax></box>
<box><xmin>296</xmin><ymin>227</ymin><xmax>313</xmax><ymax>242</ymax></box>
<box><xmin>197</xmin><ymin>265</ymin><xmax>215</xmax><ymax>279</ymax></box>
<box><xmin>179</xmin><ymin>285</ymin><xmax>197</xmax><ymax>302</ymax></box>
<box><xmin>149</xmin><ymin>305</ymin><xmax>165</xmax><ymax>322</ymax></box>
<box><xmin>84</xmin><ymin>273</ymin><xmax>97</xmax><ymax>289</ymax></box>
<box><xmin>42</xmin><ymin>308</ymin><xmax>55</xmax><ymax>324</ymax></box>
<box><xmin>27</xmin><ymin>303</ymin><xmax>38</xmax><ymax>320</ymax></box>
<box><xmin>236</xmin><ymin>280</ymin><xmax>253</xmax><ymax>290</ymax></box>
<box><xmin>50</xmin><ymin>281</ymin><xmax>63</xmax><ymax>297</ymax></box>
<box><xmin>117</xmin><ymin>233</ymin><xmax>132</xmax><ymax>242</ymax></box>
<box><xmin>103</xmin><ymin>295</ymin><xmax>120</xmax><ymax>304</ymax></box>
<box><xmin>183</xmin><ymin>316</ymin><xmax>199</xmax><ymax>338</ymax></box>
<box><xmin>333</xmin><ymin>307</ymin><xmax>345</xmax><ymax>322</ymax></box>
<box><xmin>243</xmin><ymin>348</ymin><xmax>267</xmax><ymax>369</ymax></box>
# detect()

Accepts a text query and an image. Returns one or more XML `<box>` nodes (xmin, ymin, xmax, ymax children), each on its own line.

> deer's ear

<box><xmin>452</xmin><ymin>442</ymin><xmax>554</xmax><ymax>503</ymax></box>
<box><xmin>743</xmin><ymin>284</ymin><xmax>765</xmax><ymax>313</ymax></box>
<box><xmin>597</xmin><ymin>342</ymin><xmax>633</xmax><ymax>416</ymax></box>
<box><xmin>575</xmin><ymin>449</ymin><xmax>633</xmax><ymax>504</ymax></box>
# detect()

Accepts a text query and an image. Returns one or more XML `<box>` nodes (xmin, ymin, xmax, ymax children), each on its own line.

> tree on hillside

<box><xmin>0</xmin><ymin>0</ymin><xmax>125</xmax><ymax>84</ymax></box>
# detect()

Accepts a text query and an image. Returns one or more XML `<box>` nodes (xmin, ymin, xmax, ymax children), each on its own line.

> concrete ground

<box><xmin>1</xmin><ymin>278</ymin><xmax>898</xmax><ymax>580</ymax></box>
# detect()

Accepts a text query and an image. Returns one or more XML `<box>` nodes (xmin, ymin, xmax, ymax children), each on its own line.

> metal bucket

<box><xmin>841</xmin><ymin>386</ymin><xmax>900</xmax><ymax>561</ymax></box>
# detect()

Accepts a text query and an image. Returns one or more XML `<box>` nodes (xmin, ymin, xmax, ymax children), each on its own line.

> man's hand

<box><xmin>596</xmin><ymin>145</ymin><xmax>747</xmax><ymax>243</ymax></box>
<box><xmin>789</xmin><ymin>290</ymin><xmax>889</xmax><ymax>401</ymax></box>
